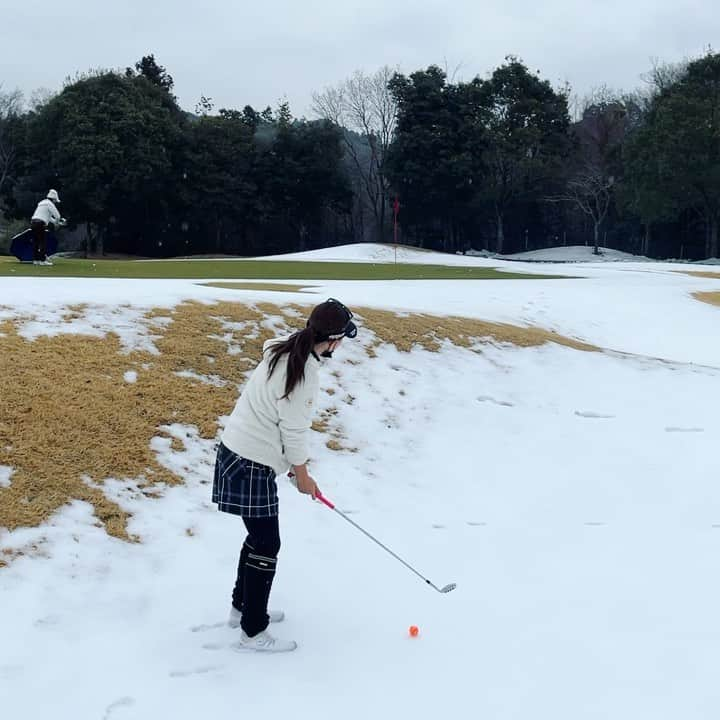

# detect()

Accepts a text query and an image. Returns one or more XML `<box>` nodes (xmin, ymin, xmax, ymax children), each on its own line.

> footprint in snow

<box><xmin>477</xmin><ymin>396</ymin><xmax>514</xmax><ymax>407</ymax></box>
<box><xmin>190</xmin><ymin>621</ymin><xmax>226</xmax><ymax>633</ymax></box>
<box><xmin>170</xmin><ymin>665</ymin><xmax>222</xmax><ymax>678</ymax></box>
<box><xmin>665</xmin><ymin>426</ymin><xmax>704</xmax><ymax>433</ymax></box>
<box><xmin>575</xmin><ymin>411</ymin><xmax>616</xmax><ymax>419</ymax></box>
<box><xmin>0</xmin><ymin>664</ymin><xmax>23</xmax><ymax>679</ymax></box>
<box><xmin>201</xmin><ymin>641</ymin><xmax>228</xmax><ymax>651</ymax></box>
<box><xmin>34</xmin><ymin>614</ymin><xmax>61</xmax><ymax>628</ymax></box>
<box><xmin>102</xmin><ymin>697</ymin><xmax>135</xmax><ymax>720</ymax></box>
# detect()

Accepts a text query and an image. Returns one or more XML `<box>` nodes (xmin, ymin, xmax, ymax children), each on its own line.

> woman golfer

<box><xmin>212</xmin><ymin>298</ymin><xmax>357</xmax><ymax>652</ymax></box>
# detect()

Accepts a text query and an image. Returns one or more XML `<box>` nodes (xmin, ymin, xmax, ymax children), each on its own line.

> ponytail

<box><xmin>266</xmin><ymin>327</ymin><xmax>316</xmax><ymax>398</ymax></box>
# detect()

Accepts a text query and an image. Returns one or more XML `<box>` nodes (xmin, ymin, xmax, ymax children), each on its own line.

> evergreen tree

<box><xmin>17</xmin><ymin>68</ymin><xmax>186</xmax><ymax>254</ymax></box>
<box><xmin>624</xmin><ymin>51</ymin><xmax>720</xmax><ymax>259</ymax></box>
<box><xmin>477</xmin><ymin>57</ymin><xmax>572</xmax><ymax>253</ymax></box>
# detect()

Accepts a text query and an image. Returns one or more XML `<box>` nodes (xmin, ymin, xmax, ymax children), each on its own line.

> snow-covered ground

<box><xmin>1</xmin><ymin>251</ymin><xmax>720</xmax><ymax>720</ymax></box>
<box><xmin>254</xmin><ymin>242</ymin><xmax>614</xmax><ymax>265</ymax></box>
<box><xmin>253</xmin><ymin>242</ymin><xmax>718</xmax><ymax>266</ymax></box>
<box><xmin>496</xmin><ymin>245</ymin><xmax>647</xmax><ymax>262</ymax></box>
<box><xmin>254</xmin><ymin>242</ymin><xmax>490</xmax><ymax>265</ymax></box>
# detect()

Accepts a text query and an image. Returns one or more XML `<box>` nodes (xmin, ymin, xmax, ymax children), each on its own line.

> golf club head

<box><xmin>440</xmin><ymin>583</ymin><xmax>457</xmax><ymax>593</ymax></box>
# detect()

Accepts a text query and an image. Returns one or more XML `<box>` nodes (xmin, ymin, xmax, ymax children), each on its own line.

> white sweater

<box><xmin>221</xmin><ymin>338</ymin><xmax>320</xmax><ymax>475</ymax></box>
<box><xmin>31</xmin><ymin>199</ymin><xmax>63</xmax><ymax>226</ymax></box>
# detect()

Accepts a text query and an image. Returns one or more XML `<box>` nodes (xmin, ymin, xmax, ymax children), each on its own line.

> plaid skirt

<box><xmin>212</xmin><ymin>442</ymin><xmax>279</xmax><ymax>518</ymax></box>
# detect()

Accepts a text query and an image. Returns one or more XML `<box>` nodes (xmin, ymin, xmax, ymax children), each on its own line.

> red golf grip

<box><xmin>315</xmin><ymin>491</ymin><xmax>335</xmax><ymax>509</ymax></box>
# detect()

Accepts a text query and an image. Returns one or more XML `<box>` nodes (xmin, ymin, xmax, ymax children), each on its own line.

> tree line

<box><xmin>1</xmin><ymin>51</ymin><xmax>719</xmax><ymax>260</ymax></box>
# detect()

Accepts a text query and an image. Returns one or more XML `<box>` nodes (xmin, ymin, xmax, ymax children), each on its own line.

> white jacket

<box><xmin>221</xmin><ymin>338</ymin><xmax>320</xmax><ymax>475</ymax></box>
<box><xmin>31</xmin><ymin>199</ymin><xmax>63</xmax><ymax>226</ymax></box>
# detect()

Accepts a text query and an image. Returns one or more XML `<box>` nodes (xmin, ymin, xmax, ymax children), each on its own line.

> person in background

<box><xmin>212</xmin><ymin>299</ymin><xmax>357</xmax><ymax>653</ymax></box>
<box><xmin>31</xmin><ymin>189</ymin><xmax>66</xmax><ymax>266</ymax></box>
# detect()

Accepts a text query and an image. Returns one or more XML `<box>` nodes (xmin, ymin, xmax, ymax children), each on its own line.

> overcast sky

<box><xmin>2</xmin><ymin>0</ymin><xmax>717</xmax><ymax>117</ymax></box>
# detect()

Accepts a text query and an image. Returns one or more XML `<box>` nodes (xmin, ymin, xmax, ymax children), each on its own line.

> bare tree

<box><xmin>0</xmin><ymin>86</ymin><xmax>22</xmax><ymax>199</ymax></box>
<box><xmin>550</xmin><ymin>94</ymin><xmax>629</xmax><ymax>254</ymax></box>
<box><xmin>312</xmin><ymin>66</ymin><xmax>398</xmax><ymax>243</ymax></box>
<box><xmin>28</xmin><ymin>87</ymin><xmax>55</xmax><ymax>111</ymax></box>
<box><xmin>581</xmin><ymin>84</ymin><xmax>622</xmax><ymax>112</ymax></box>
<box><xmin>551</xmin><ymin>167</ymin><xmax>615</xmax><ymax>254</ymax></box>
<box><xmin>630</xmin><ymin>57</ymin><xmax>691</xmax><ymax>114</ymax></box>
<box><xmin>641</xmin><ymin>57</ymin><xmax>689</xmax><ymax>95</ymax></box>
<box><xmin>442</xmin><ymin>55</ymin><xmax>466</xmax><ymax>84</ymax></box>
<box><xmin>567</xmin><ymin>91</ymin><xmax>583</xmax><ymax>122</ymax></box>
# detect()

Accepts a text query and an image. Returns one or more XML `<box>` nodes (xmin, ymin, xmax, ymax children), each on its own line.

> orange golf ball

<box><xmin>409</xmin><ymin>625</ymin><xmax>419</xmax><ymax>637</ymax></box>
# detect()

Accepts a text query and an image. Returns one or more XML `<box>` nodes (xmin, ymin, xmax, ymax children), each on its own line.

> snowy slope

<box><xmin>253</xmin><ymin>242</ymin><xmax>499</xmax><ymax>266</ymax></box>
<box><xmin>254</xmin><ymin>242</ymin><xmax>647</xmax><ymax>265</ymax></box>
<box><xmin>1</xmin><ymin>263</ymin><xmax>719</xmax><ymax>720</ymax></box>
<box><xmin>254</xmin><ymin>242</ymin><xmax>719</xmax><ymax>267</ymax></box>
<box><xmin>500</xmin><ymin>245</ymin><xmax>647</xmax><ymax>262</ymax></box>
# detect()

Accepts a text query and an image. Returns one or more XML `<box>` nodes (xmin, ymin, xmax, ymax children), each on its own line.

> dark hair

<box><xmin>267</xmin><ymin>327</ymin><xmax>316</xmax><ymax>398</ymax></box>
<box><xmin>266</xmin><ymin>299</ymin><xmax>356</xmax><ymax>398</ymax></box>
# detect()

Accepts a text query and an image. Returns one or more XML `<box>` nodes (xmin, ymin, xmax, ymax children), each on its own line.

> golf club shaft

<box><xmin>316</xmin><ymin>491</ymin><xmax>440</xmax><ymax>591</ymax></box>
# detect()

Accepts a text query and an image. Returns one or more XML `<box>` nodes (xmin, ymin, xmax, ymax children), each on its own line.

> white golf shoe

<box><xmin>235</xmin><ymin>629</ymin><xmax>297</xmax><ymax>653</ymax></box>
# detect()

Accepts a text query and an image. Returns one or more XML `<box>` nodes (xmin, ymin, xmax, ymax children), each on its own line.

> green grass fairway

<box><xmin>0</xmin><ymin>256</ymin><xmax>570</xmax><ymax>281</ymax></box>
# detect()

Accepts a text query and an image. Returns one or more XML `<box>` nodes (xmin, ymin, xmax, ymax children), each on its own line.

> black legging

<box><xmin>232</xmin><ymin>515</ymin><xmax>281</xmax><ymax>637</ymax></box>
<box><xmin>31</xmin><ymin>220</ymin><xmax>47</xmax><ymax>261</ymax></box>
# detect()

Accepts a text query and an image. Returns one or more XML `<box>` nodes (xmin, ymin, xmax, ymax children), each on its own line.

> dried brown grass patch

<box><xmin>311</xmin><ymin>407</ymin><xmax>356</xmax><ymax>453</ymax></box>
<box><xmin>0</xmin><ymin>299</ymin><xmax>597</xmax><ymax>553</ymax></box>
<box><xmin>0</xmin><ymin>547</ymin><xmax>27</xmax><ymax>567</ymax></box>
<box><xmin>355</xmin><ymin>307</ymin><xmax>597</xmax><ymax>353</ymax></box>
<box><xmin>311</xmin><ymin>407</ymin><xmax>338</xmax><ymax>435</ymax></box>
<box><xmin>0</xmin><ymin>301</ymin><xmax>289</xmax><ymax>541</ymax></box>
<box><xmin>325</xmin><ymin>438</ymin><xmax>358</xmax><ymax>453</ymax></box>
<box><xmin>677</xmin><ymin>271</ymin><xmax>720</xmax><ymax>280</ymax></box>
<box><xmin>694</xmin><ymin>291</ymin><xmax>720</xmax><ymax>307</ymax></box>
<box><xmin>62</xmin><ymin>305</ymin><xmax>86</xmax><ymax>322</ymax></box>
